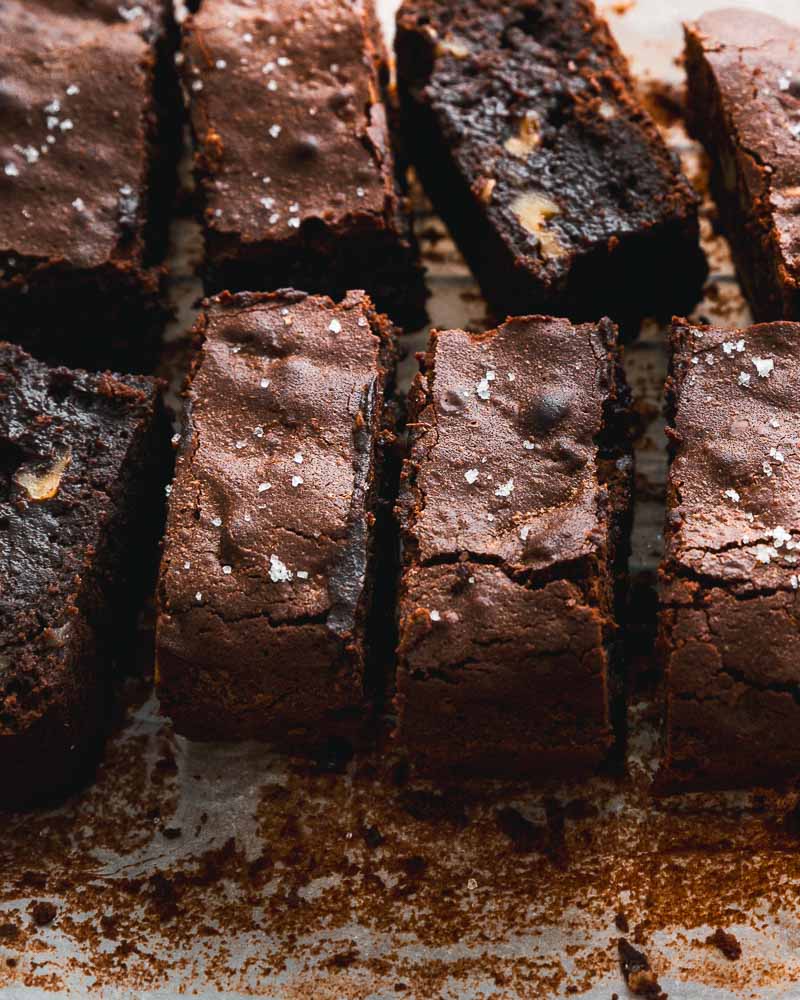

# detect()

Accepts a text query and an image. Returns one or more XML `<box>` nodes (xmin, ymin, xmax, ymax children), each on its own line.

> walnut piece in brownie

<box><xmin>659</xmin><ymin>319</ymin><xmax>800</xmax><ymax>791</ymax></box>
<box><xmin>182</xmin><ymin>0</ymin><xmax>427</xmax><ymax>331</ymax></box>
<box><xmin>395</xmin><ymin>315</ymin><xmax>632</xmax><ymax>778</ymax></box>
<box><xmin>0</xmin><ymin>343</ymin><xmax>169</xmax><ymax>809</ymax></box>
<box><xmin>0</xmin><ymin>0</ymin><xmax>180</xmax><ymax>370</ymax></box>
<box><xmin>685</xmin><ymin>10</ymin><xmax>800</xmax><ymax>323</ymax></box>
<box><xmin>156</xmin><ymin>290</ymin><xmax>397</xmax><ymax>747</ymax></box>
<box><xmin>395</xmin><ymin>0</ymin><xmax>706</xmax><ymax>330</ymax></box>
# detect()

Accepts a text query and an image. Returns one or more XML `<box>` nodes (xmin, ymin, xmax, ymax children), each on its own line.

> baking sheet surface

<box><xmin>2</xmin><ymin>1</ymin><xmax>800</xmax><ymax>997</ymax></box>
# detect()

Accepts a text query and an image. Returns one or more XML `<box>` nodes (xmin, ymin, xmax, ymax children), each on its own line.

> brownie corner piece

<box><xmin>0</xmin><ymin>342</ymin><xmax>169</xmax><ymax>808</ymax></box>
<box><xmin>155</xmin><ymin>289</ymin><xmax>397</xmax><ymax>748</ymax></box>
<box><xmin>0</xmin><ymin>0</ymin><xmax>180</xmax><ymax>370</ymax></box>
<box><xmin>182</xmin><ymin>0</ymin><xmax>428</xmax><ymax>331</ymax></box>
<box><xmin>395</xmin><ymin>0</ymin><xmax>706</xmax><ymax>329</ymax></box>
<box><xmin>658</xmin><ymin>317</ymin><xmax>800</xmax><ymax>792</ymax></box>
<box><xmin>684</xmin><ymin>10</ymin><xmax>800</xmax><ymax>323</ymax></box>
<box><xmin>394</xmin><ymin>314</ymin><xmax>632</xmax><ymax>779</ymax></box>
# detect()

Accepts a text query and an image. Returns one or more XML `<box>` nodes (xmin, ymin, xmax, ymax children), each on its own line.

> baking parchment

<box><xmin>2</xmin><ymin>1</ymin><xmax>800</xmax><ymax>997</ymax></box>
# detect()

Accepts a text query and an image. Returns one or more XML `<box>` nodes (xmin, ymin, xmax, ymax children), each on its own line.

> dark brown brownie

<box><xmin>395</xmin><ymin>0</ymin><xmax>706</xmax><ymax>330</ymax></box>
<box><xmin>0</xmin><ymin>343</ymin><xmax>169</xmax><ymax>809</ymax></box>
<box><xmin>0</xmin><ymin>0</ymin><xmax>180</xmax><ymax>370</ymax></box>
<box><xmin>394</xmin><ymin>315</ymin><xmax>632</xmax><ymax>778</ymax></box>
<box><xmin>156</xmin><ymin>290</ymin><xmax>397</xmax><ymax>747</ymax></box>
<box><xmin>685</xmin><ymin>11</ymin><xmax>800</xmax><ymax>323</ymax></box>
<box><xmin>659</xmin><ymin>319</ymin><xmax>800</xmax><ymax>792</ymax></box>
<box><xmin>182</xmin><ymin>0</ymin><xmax>427</xmax><ymax>331</ymax></box>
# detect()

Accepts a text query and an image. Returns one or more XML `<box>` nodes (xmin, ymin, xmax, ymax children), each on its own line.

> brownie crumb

<box><xmin>705</xmin><ymin>927</ymin><xmax>742</xmax><ymax>961</ymax></box>
<box><xmin>495</xmin><ymin>807</ymin><xmax>547</xmax><ymax>854</ymax></box>
<box><xmin>29</xmin><ymin>901</ymin><xmax>57</xmax><ymax>926</ymax></box>
<box><xmin>618</xmin><ymin>938</ymin><xmax>668</xmax><ymax>998</ymax></box>
<box><xmin>614</xmin><ymin>911</ymin><xmax>630</xmax><ymax>933</ymax></box>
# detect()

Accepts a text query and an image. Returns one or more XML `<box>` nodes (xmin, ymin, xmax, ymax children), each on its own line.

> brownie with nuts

<box><xmin>156</xmin><ymin>290</ymin><xmax>397</xmax><ymax>747</ymax></box>
<box><xmin>0</xmin><ymin>0</ymin><xmax>180</xmax><ymax>371</ymax></box>
<box><xmin>0</xmin><ymin>343</ymin><xmax>169</xmax><ymax>809</ymax></box>
<box><xmin>394</xmin><ymin>315</ymin><xmax>632</xmax><ymax>778</ymax></box>
<box><xmin>659</xmin><ymin>319</ymin><xmax>800</xmax><ymax>792</ymax></box>
<box><xmin>182</xmin><ymin>0</ymin><xmax>427</xmax><ymax>331</ymax></box>
<box><xmin>685</xmin><ymin>11</ymin><xmax>800</xmax><ymax>323</ymax></box>
<box><xmin>395</xmin><ymin>0</ymin><xmax>706</xmax><ymax>329</ymax></box>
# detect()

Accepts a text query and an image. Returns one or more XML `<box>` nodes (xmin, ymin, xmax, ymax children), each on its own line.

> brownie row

<box><xmin>2</xmin><ymin>2</ymin><xmax>798</xmax><ymax>376</ymax></box>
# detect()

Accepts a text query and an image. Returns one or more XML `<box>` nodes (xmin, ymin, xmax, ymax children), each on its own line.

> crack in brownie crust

<box><xmin>182</xmin><ymin>0</ymin><xmax>427</xmax><ymax>331</ymax></box>
<box><xmin>394</xmin><ymin>315</ymin><xmax>632</xmax><ymax>778</ymax></box>
<box><xmin>685</xmin><ymin>10</ymin><xmax>800</xmax><ymax>323</ymax></box>
<box><xmin>395</xmin><ymin>0</ymin><xmax>706</xmax><ymax>329</ymax></box>
<box><xmin>156</xmin><ymin>290</ymin><xmax>397</xmax><ymax>747</ymax></box>
<box><xmin>659</xmin><ymin>318</ymin><xmax>800</xmax><ymax>792</ymax></box>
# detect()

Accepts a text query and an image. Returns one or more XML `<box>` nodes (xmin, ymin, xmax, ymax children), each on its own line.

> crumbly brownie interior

<box><xmin>0</xmin><ymin>343</ymin><xmax>169</xmax><ymax>806</ymax></box>
<box><xmin>395</xmin><ymin>0</ymin><xmax>706</xmax><ymax>328</ymax></box>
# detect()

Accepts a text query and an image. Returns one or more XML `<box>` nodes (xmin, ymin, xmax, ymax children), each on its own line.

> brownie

<box><xmin>0</xmin><ymin>0</ymin><xmax>180</xmax><ymax>371</ymax></box>
<box><xmin>156</xmin><ymin>290</ymin><xmax>397</xmax><ymax>747</ymax></box>
<box><xmin>685</xmin><ymin>11</ymin><xmax>800</xmax><ymax>323</ymax></box>
<box><xmin>0</xmin><ymin>343</ymin><xmax>169</xmax><ymax>809</ymax></box>
<box><xmin>395</xmin><ymin>0</ymin><xmax>707</xmax><ymax>330</ymax></box>
<box><xmin>182</xmin><ymin>0</ymin><xmax>427</xmax><ymax>331</ymax></box>
<box><xmin>394</xmin><ymin>315</ymin><xmax>632</xmax><ymax>778</ymax></box>
<box><xmin>658</xmin><ymin>319</ymin><xmax>800</xmax><ymax>792</ymax></box>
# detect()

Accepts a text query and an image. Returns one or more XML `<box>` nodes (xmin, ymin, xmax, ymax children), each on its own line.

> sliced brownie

<box><xmin>685</xmin><ymin>10</ymin><xmax>800</xmax><ymax>323</ymax></box>
<box><xmin>156</xmin><ymin>290</ymin><xmax>397</xmax><ymax>747</ymax></box>
<box><xmin>659</xmin><ymin>319</ymin><xmax>800</xmax><ymax>791</ymax></box>
<box><xmin>395</xmin><ymin>315</ymin><xmax>632</xmax><ymax>778</ymax></box>
<box><xmin>395</xmin><ymin>0</ymin><xmax>706</xmax><ymax>329</ymax></box>
<box><xmin>182</xmin><ymin>0</ymin><xmax>427</xmax><ymax>330</ymax></box>
<box><xmin>0</xmin><ymin>0</ymin><xmax>180</xmax><ymax>370</ymax></box>
<box><xmin>0</xmin><ymin>343</ymin><xmax>169</xmax><ymax>808</ymax></box>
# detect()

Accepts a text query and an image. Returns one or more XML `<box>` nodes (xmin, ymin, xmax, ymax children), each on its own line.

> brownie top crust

<box><xmin>667</xmin><ymin>319</ymin><xmax>800</xmax><ymax>596</ymax></box>
<box><xmin>397</xmin><ymin>0</ymin><xmax>697</xmax><ymax>285</ymax></box>
<box><xmin>183</xmin><ymin>0</ymin><xmax>396</xmax><ymax>246</ymax></box>
<box><xmin>0</xmin><ymin>0</ymin><xmax>166</xmax><ymax>271</ymax></box>
<box><xmin>0</xmin><ymin>342</ymin><xmax>160</xmax><ymax>729</ymax></box>
<box><xmin>402</xmin><ymin>315</ymin><xmax>621</xmax><ymax>575</ymax></box>
<box><xmin>686</xmin><ymin>10</ymin><xmax>800</xmax><ymax>286</ymax></box>
<box><xmin>159</xmin><ymin>290</ymin><xmax>391</xmax><ymax>638</ymax></box>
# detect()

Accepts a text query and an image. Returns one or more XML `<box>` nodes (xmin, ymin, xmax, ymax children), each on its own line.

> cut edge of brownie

<box><xmin>0</xmin><ymin>343</ymin><xmax>171</xmax><ymax>809</ymax></box>
<box><xmin>395</xmin><ymin>0</ymin><xmax>707</xmax><ymax>332</ymax></box>
<box><xmin>155</xmin><ymin>289</ymin><xmax>400</xmax><ymax>753</ymax></box>
<box><xmin>684</xmin><ymin>15</ymin><xmax>800</xmax><ymax>324</ymax></box>
<box><xmin>392</xmin><ymin>315</ymin><xmax>633</xmax><ymax>779</ymax></box>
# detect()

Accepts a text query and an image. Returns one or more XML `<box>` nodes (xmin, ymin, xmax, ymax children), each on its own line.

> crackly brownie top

<box><xmin>402</xmin><ymin>316</ymin><xmax>621</xmax><ymax>574</ymax></box>
<box><xmin>686</xmin><ymin>10</ymin><xmax>800</xmax><ymax>284</ymax></box>
<box><xmin>0</xmin><ymin>0</ymin><xmax>165</xmax><ymax>272</ymax></box>
<box><xmin>666</xmin><ymin>319</ymin><xmax>800</xmax><ymax>595</ymax></box>
<box><xmin>397</xmin><ymin>0</ymin><xmax>695</xmax><ymax>283</ymax></box>
<box><xmin>183</xmin><ymin>0</ymin><xmax>396</xmax><ymax>245</ymax></box>
<box><xmin>160</xmin><ymin>290</ymin><xmax>390</xmax><ymax>636</ymax></box>
<box><xmin>0</xmin><ymin>343</ymin><xmax>158</xmax><ymax>696</ymax></box>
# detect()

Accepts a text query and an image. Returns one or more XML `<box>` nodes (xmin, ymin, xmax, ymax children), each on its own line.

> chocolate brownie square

<box><xmin>395</xmin><ymin>0</ymin><xmax>706</xmax><ymax>330</ymax></box>
<box><xmin>659</xmin><ymin>319</ymin><xmax>800</xmax><ymax>791</ymax></box>
<box><xmin>685</xmin><ymin>10</ymin><xmax>800</xmax><ymax>323</ymax></box>
<box><xmin>0</xmin><ymin>343</ymin><xmax>169</xmax><ymax>808</ymax></box>
<box><xmin>394</xmin><ymin>315</ymin><xmax>632</xmax><ymax>778</ymax></box>
<box><xmin>0</xmin><ymin>0</ymin><xmax>180</xmax><ymax>370</ymax></box>
<box><xmin>156</xmin><ymin>290</ymin><xmax>397</xmax><ymax>747</ymax></box>
<box><xmin>182</xmin><ymin>0</ymin><xmax>427</xmax><ymax>330</ymax></box>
